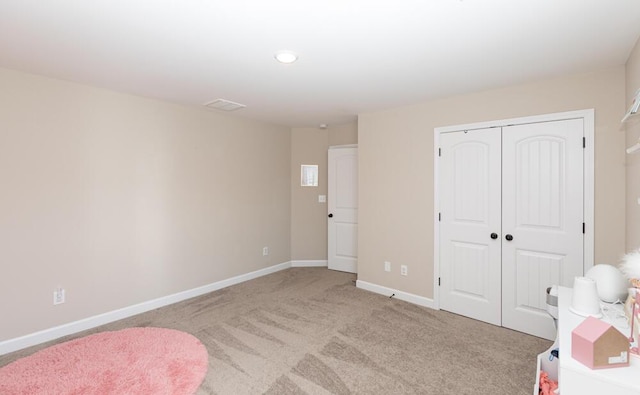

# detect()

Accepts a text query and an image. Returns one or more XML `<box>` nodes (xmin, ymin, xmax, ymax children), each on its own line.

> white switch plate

<box><xmin>384</xmin><ymin>261</ymin><xmax>391</xmax><ymax>272</ymax></box>
<box><xmin>318</xmin><ymin>195</ymin><xmax>326</xmax><ymax>203</ymax></box>
<box><xmin>263</xmin><ymin>247</ymin><xmax>269</xmax><ymax>256</ymax></box>
<box><xmin>400</xmin><ymin>265</ymin><xmax>408</xmax><ymax>276</ymax></box>
<box><xmin>637</xmin><ymin>197</ymin><xmax>640</xmax><ymax>205</ymax></box>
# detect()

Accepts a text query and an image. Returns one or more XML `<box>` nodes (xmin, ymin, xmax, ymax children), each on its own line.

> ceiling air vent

<box><xmin>203</xmin><ymin>99</ymin><xmax>246</xmax><ymax>111</ymax></box>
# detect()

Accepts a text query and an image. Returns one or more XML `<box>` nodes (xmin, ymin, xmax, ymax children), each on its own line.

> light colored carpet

<box><xmin>0</xmin><ymin>268</ymin><xmax>551</xmax><ymax>394</ymax></box>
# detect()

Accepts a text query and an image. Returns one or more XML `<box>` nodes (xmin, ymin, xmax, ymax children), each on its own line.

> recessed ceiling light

<box><xmin>274</xmin><ymin>51</ymin><xmax>298</xmax><ymax>64</ymax></box>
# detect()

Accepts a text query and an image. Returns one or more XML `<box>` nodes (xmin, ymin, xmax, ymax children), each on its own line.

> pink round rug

<box><xmin>0</xmin><ymin>327</ymin><xmax>208</xmax><ymax>395</ymax></box>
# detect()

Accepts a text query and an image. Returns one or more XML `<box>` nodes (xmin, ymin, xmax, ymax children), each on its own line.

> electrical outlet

<box><xmin>53</xmin><ymin>287</ymin><xmax>65</xmax><ymax>305</ymax></box>
<box><xmin>384</xmin><ymin>261</ymin><xmax>391</xmax><ymax>272</ymax></box>
<box><xmin>400</xmin><ymin>265</ymin><xmax>408</xmax><ymax>276</ymax></box>
<box><xmin>263</xmin><ymin>246</ymin><xmax>269</xmax><ymax>256</ymax></box>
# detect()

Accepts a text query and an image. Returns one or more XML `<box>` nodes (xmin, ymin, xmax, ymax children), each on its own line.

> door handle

<box><xmin>505</xmin><ymin>234</ymin><xmax>513</xmax><ymax>241</ymax></box>
<box><xmin>490</xmin><ymin>233</ymin><xmax>498</xmax><ymax>239</ymax></box>
<box><xmin>328</xmin><ymin>213</ymin><xmax>333</xmax><ymax>218</ymax></box>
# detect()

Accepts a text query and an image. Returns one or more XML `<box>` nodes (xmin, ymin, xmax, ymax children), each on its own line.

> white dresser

<box><xmin>555</xmin><ymin>286</ymin><xmax>640</xmax><ymax>394</ymax></box>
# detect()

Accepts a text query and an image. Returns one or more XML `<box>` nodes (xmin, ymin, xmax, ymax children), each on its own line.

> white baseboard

<box><xmin>0</xmin><ymin>261</ymin><xmax>292</xmax><ymax>356</ymax></box>
<box><xmin>291</xmin><ymin>260</ymin><xmax>328</xmax><ymax>267</ymax></box>
<box><xmin>356</xmin><ymin>280</ymin><xmax>436</xmax><ymax>310</ymax></box>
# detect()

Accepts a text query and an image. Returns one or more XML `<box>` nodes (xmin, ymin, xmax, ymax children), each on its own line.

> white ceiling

<box><xmin>1</xmin><ymin>1</ymin><xmax>639</xmax><ymax>127</ymax></box>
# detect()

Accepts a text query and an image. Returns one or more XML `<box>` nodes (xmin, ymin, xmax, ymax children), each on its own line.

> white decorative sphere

<box><xmin>585</xmin><ymin>264</ymin><xmax>629</xmax><ymax>303</ymax></box>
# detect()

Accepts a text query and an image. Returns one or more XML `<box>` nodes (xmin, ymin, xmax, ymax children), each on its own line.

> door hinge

<box><xmin>438</xmin><ymin>148</ymin><xmax>441</xmax><ymax>157</ymax></box>
<box><xmin>438</xmin><ymin>212</ymin><xmax>441</xmax><ymax>222</ymax></box>
<box><xmin>582</xmin><ymin>222</ymin><xmax>585</xmax><ymax>234</ymax></box>
<box><xmin>438</xmin><ymin>277</ymin><xmax>441</xmax><ymax>286</ymax></box>
<box><xmin>583</xmin><ymin>137</ymin><xmax>586</xmax><ymax>148</ymax></box>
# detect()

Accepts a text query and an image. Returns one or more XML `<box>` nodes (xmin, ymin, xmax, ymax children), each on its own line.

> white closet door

<box><xmin>501</xmin><ymin>119</ymin><xmax>584</xmax><ymax>340</ymax></box>
<box><xmin>439</xmin><ymin>128</ymin><xmax>502</xmax><ymax>325</ymax></box>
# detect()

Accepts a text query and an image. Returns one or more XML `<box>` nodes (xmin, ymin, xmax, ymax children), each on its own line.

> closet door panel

<box><xmin>502</xmin><ymin>119</ymin><xmax>584</xmax><ymax>340</ymax></box>
<box><xmin>439</xmin><ymin>128</ymin><xmax>502</xmax><ymax>325</ymax></box>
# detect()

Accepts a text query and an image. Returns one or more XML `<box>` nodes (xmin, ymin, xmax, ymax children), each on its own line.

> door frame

<box><xmin>433</xmin><ymin>109</ymin><xmax>595</xmax><ymax>310</ymax></box>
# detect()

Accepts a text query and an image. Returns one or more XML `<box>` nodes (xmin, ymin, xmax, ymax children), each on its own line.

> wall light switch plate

<box><xmin>400</xmin><ymin>265</ymin><xmax>408</xmax><ymax>276</ymax></box>
<box><xmin>384</xmin><ymin>261</ymin><xmax>391</xmax><ymax>272</ymax></box>
<box><xmin>318</xmin><ymin>195</ymin><xmax>326</xmax><ymax>203</ymax></box>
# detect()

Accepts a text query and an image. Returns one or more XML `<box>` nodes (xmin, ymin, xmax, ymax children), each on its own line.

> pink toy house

<box><xmin>572</xmin><ymin>316</ymin><xmax>629</xmax><ymax>369</ymax></box>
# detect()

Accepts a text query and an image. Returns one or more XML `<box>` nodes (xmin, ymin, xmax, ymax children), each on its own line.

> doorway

<box><xmin>434</xmin><ymin>110</ymin><xmax>594</xmax><ymax>340</ymax></box>
<box><xmin>328</xmin><ymin>145</ymin><xmax>358</xmax><ymax>273</ymax></box>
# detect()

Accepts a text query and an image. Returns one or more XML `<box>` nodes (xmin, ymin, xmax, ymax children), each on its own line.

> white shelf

<box><xmin>622</xmin><ymin>111</ymin><xmax>639</xmax><ymax>124</ymax></box>
<box><xmin>621</xmin><ymin>88</ymin><xmax>640</xmax><ymax>130</ymax></box>
<box><xmin>622</xmin><ymin>89</ymin><xmax>640</xmax><ymax>125</ymax></box>
<box><xmin>534</xmin><ymin>340</ymin><xmax>559</xmax><ymax>394</ymax></box>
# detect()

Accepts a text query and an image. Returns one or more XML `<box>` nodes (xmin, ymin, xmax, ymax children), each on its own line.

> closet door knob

<box><xmin>505</xmin><ymin>234</ymin><xmax>514</xmax><ymax>241</ymax></box>
<box><xmin>328</xmin><ymin>213</ymin><xmax>333</xmax><ymax>218</ymax></box>
<box><xmin>490</xmin><ymin>233</ymin><xmax>498</xmax><ymax>239</ymax></box>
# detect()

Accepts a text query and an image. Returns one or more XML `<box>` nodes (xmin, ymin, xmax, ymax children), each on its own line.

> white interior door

<box><xmin>501</xmin><ymin>119</ymin><xmax>584</xmax><ymax>340</ymax></box>
<box><xmin>328</xmin><ymin>147</ymin><xmax>358</xmax><ymax>273</ymax></box>
<box><xmin>439</xmin><ymin>128</ymin><xmax>502</xmax><ymax>325</ymax></box>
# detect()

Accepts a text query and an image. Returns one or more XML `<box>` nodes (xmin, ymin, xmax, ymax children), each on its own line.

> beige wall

<box><xmin>0</xmin><ymin>68</ymin><xmax>291</xmax><ymax>341</ymax></box>
<box><xmin>329</xmin><ymin>122</ymin><xmax>358</xmax><ymax>146</ymax></box>
<box><xmin>2</xmin><ymin>55</ymin><xmax>630</xmax><ymax>343</ymax></box>
<box><xmin>359</xmin><ymin>68</ymin><xmax>626</xmax><ymax>299</ymax></box>
<box><xmin>626</xmin><ymin>38</ymin><xmax>640</xmax><ymax>251</ymax></box>
<box><xmin>290</xmin><ymin>123</ymin><xmax>357</xmax><ymax>261</ymax></box>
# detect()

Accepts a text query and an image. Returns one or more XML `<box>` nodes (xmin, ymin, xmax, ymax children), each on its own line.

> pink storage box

<box><xmin>571</xmin><ymin>316</ymin><xmax>629</xmax><ymax>369</ymax></box>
